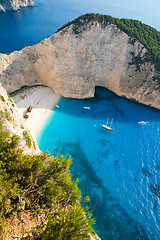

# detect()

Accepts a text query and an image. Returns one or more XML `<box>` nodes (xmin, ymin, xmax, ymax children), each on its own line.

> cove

<box><xmin>37</xmin><ymin>87</ymin><xmax>160</xmax><ymax>240</ymax></box>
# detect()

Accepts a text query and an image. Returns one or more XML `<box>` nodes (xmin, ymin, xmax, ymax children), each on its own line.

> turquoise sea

<box><xmin>38</xmin><ymin>87</ymin><xmax>160</xmax><ymax>240</ymax></box>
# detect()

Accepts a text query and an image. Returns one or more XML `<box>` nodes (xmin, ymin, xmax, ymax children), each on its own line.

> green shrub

<box><xmin>10</xmin><ymin>108</ymin><xmax>13</xmax><ymax>114</ymax></box>
<box><xmin>23</xmin><ymin>130</ymin><xmax>32</xmax><ymax>148</ymax></box>
<box><xmin>41</xmin><ymin>204</ymin><xmax>94</xmax><ymax>240</ymax></box>
<box><xmin>7</xmin><ymin>93</ymin><xmax>14</xmax><ymax>103</ymax></box>
<box><xmin>0</xmin><ymin>123</ymin><xmax>95</xmax><ymax>238</ymax></box>
<box><xmin>0</xmin><ymin>217</ymin><xmax>5</xmax><ymax>237</ymax></box>
<box><xmin>33</xmin><ymin>140</ymin><xmax>36</xmax><ymax>150</ymax></box>
<box><xmin>0</xmin><ymin>95</ymin><xmax>5</xmax><ymax>102</ymax></box>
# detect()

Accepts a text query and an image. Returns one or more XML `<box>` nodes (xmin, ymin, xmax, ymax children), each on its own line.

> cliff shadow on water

<box><xmin>37</xmin><ymin>85</ymin><xmax>160</xmax><ymax>240</ymax></box>
<box><xmin>51</xmin><ymin>138</ymin><xmax>151</xmax><ymax>240</ymax></box>
<box><xmin>54</xmin><ymin>87</ymin><xmax>160</xmax><ymax>124</ymax></box>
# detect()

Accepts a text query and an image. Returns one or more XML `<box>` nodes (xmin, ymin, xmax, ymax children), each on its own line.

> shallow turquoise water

<box><xmin>38</xmin><ymin>87</ymin><xmax>160</xmax><ymax>240</ymax></box>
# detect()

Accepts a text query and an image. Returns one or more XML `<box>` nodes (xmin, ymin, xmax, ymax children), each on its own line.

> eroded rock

<box><xmin>0</xmin><ymin>21</ymin><xmax>159</xmax><ymax>109</ymax></box>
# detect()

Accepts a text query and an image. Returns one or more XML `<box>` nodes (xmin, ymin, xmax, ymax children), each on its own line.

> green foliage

<box><xmin>128</xmin><ymin>52</ymin><xmax>144</xmax><ymax>71</ymax></box>
<box><xmin>33</xmin><ymin>140</ymin><xmax>36</xmax><ymax>150</ymax></box>
<box><xmin>0</xmin><ymin>95</ymin><xmax>5</xmax><ymax>102</ymax></box>
<box><xmin>7</xmin><ymin>93</ymin><xmax>14</xmax><ymax>103</ymax></box>
<box><xmin>57</xmin><ymin>13</ymin><xmax>160</xmax><ymax>70</ymax></box>
<box><xmin>0</xmin><ymin>123</ymin><xmax>94</xmax><ymax>238</ymax></box>
<box><xmin>10</xmin><ymin>108</ymin><xmax>13</xmax><ymax>114</ymax></box>
<box><xmin>0</xmin><ymin>217</ymin><xmax>5</xmax><ymax>236</ymax></box>
<box><xmin>0</xmin><ymin>109</ymin><xmax>11</xmax><ymax>122</ymax></box>
<box><xmin>23</xmin><ymin>130</ymin><xmax>32</xmax><ymax>148</ymax></box>
<box><xmin>40</xmin><ymin>204</ymin><xmax>94</xmax><ymax>240</ymax></box>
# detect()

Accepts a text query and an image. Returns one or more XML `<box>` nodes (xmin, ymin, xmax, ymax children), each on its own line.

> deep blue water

<box><xmin>38</xmin><ymin>87</ymin><xmax>160</xmax><ymax>240</ymax></box>
<box><xmin>0</xmin><ymin>0</ymin><xmax>160</xmax><ymax>53</ymax></box>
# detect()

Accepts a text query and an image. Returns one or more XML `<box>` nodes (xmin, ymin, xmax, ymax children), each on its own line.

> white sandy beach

<box><xmin>12</xmin><ymin>86</ymin><xmax>60</xmax><ymax>138</ymax></box>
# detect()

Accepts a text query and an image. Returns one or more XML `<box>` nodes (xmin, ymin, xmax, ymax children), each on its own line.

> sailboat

<box><xmin>101</xmin><ymin>117</ymin><xmax>114</xmax><ymax>131</ymax></box>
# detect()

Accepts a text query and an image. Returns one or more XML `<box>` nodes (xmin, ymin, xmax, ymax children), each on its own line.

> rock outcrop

<box><xmin>0</xmin><ymin>0</ymin><xmax>34</xmax><ymax>12</ymax></box>
<box><xmin>0</xmin><ymin>83</ymin><xmax>39</xmax><ymax>154</ymax></box>
<box><xmin>0</xmin><ymin>20</ymin><xmax>160</xmax><ymax>109</ymax></box>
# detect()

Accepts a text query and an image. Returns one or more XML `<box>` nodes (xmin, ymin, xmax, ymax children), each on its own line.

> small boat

<box><xmin>101</xmin><ymin>124</ymin><xmax>114</xmax><ymax>131</ymax></box>
<box><xmin>138</xmin><ymin>121</ymin><xmax>147</xmax><ymax>125</ymax></box>
<box><xmin>83</xmin><ymin>106</ymin><xmax>90</xmax><ymax>110</ymax></box>
<box><xmin>55</xmin><ymin>104</ymin><xmax>59</xmax><ymax>108</ymax></box>
<box><xmin>101</xmin><ymin>117</ymin><xmax>114</xmax><ymax>131</ymax></box>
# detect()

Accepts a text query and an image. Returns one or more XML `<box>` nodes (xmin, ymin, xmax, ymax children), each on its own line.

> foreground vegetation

<box><xmin>58</xmin><ymin>13</ymin><xmax>160</xmax><ymax>70</ymax></box>
<box><xmin>0</xmin><ymin>122</ymin><xmax>95</xmax><ymax>239</ymax></box>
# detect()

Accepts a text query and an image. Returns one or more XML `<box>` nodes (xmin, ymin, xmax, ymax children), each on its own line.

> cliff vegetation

<box><xmin>58</xmin><ymin>13</ymin><xmax>160</xmax><ymax>70</ymax></box>
<box><xmin>0</xmin><ymin>121</ymin><xmax>95</xmax><ymax>239</ymax></box>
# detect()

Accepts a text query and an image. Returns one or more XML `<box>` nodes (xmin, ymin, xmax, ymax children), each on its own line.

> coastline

<box><xmin>11</xmin><ymin>85</ymin><xmax>60</xmax><ymax>139</ymax></box>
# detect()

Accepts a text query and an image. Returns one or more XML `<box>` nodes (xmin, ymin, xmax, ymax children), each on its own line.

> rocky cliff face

<box><xmin>0</xmin><ymin>21</ymin><xmax>160</xmax><ymax>109</ymax></box>
<box><xmin>0</xmin><ymin>83</ymin><xmax>39</xmax><ymax>154</ymax></box>
<box><xmin>0</xmin><ymin>0</ymin><xmax>34</xmax><ymax>12</ymax></box>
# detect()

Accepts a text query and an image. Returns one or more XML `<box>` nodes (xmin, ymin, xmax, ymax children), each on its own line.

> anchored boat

<box><xmin>101</xmin><ymin>124</ymin><xmax>114</xmax><ymax>131</ymax></box>
<box><xmin>101</xmin><ymin>117</ymin><xmax>114</xmax><ymax>131</ymax></box>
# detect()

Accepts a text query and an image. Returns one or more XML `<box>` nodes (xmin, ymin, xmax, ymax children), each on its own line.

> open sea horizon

<box><xmin>0</xmin><ymin>0</ymin><xmax>160</xmax><ymax>53</ymax></box>
<box><xmin>38</xmin><ymin>87</ymin><xmax>160</xmax><ymax>240</ymax></box>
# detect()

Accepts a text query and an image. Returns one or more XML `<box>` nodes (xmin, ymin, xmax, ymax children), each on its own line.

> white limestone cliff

<box><xmin>0</xmin><ymin>0</ymin><xmax>34</xmax><ymax>12</ymax></box>
<box><xmin>0</xmin><ymin>20</ymin><xmax>159</xmax><ymax>109</ymax></box>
